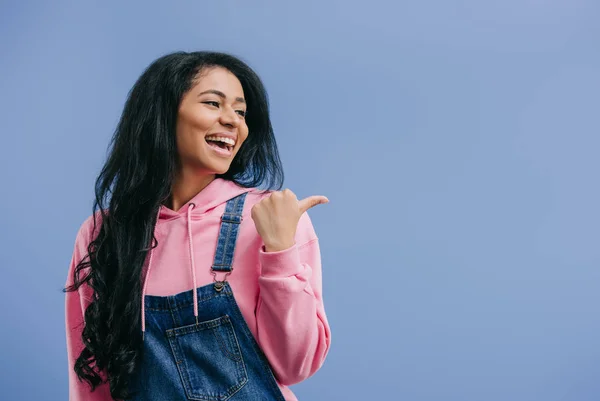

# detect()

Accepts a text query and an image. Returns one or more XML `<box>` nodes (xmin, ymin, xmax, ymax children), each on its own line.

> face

<box><xmin>175</xmin><ymin>66</ymin><xmax>249</xmax><ymax>176</ymax></box>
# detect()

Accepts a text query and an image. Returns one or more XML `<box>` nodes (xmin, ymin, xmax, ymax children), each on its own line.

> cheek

<box><xmin>175</xmin><ymin>124</ymin><xmax>204</xmax><ymax>156</ymax></box>
<box><xmin>176</xmin><ymin>126</ymin><xmax>192</xmax><ymax>149</ymax></box>
<box><xmin>181</xmin><ymin>107</ymin><xmax>215</xmax><ymax>134</ymax></box>
<box><xmin>180</xmin><ymin>116</ymin><xmax>210</xmax><ymax>140</ymax></box>
<box><xmin>240</xmin><ymin>124</ymin><xmax>249</xmax><ymax>143</ymax></box>
<box><xmin>238</xmin><ymin>132</ymin><xmax>249</xmax><ymax>149</ymax></box>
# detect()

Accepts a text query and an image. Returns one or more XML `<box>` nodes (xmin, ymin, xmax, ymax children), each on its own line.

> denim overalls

<box><xmin>131</xmin><ymin>193</ymin><xmax>286</xmax><ymax>400</ymax></box>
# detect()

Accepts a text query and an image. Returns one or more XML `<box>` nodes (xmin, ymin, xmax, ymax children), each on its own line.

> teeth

<box><xmin>206</xmin><ymin>136</ymin><xmax>235</xmax><ymax>146</ymax></box>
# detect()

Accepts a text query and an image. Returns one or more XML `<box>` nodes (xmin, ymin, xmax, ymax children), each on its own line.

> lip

<box><xmin>206</xmin><ymin>140</ymin><xmax>233</xmax><ymax>157</ymax></box>
<box><xmin>205</xmin><ymin>132</ymin><xmax>235</xmax><ymax>158</ymax></box>
<box><xmin>205</xmin><ymin>132</ymin><xmax>237</xmax><ymax>146</ymax></box>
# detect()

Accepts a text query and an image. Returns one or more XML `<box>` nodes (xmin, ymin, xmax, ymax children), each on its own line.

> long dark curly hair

<box><xmin>64</xmin><ymin>51</ymin><xmax>284</xmax><ymax>400</ymax></box>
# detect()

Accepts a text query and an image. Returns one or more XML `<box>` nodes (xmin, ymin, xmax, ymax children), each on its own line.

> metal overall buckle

<box><xmin>212</xmin><ymin>271</ymin><xmax>231</xmax><ymax>292</ymax></box>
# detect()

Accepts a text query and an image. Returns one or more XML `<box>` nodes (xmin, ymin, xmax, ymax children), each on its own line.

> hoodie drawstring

<box><xmin>141</xmin><ymin>203</ymin><xmax>199</xmax><ymax>339</ymax></box>
<box><xmin>187</xmin><ymin>203</ymin><xmax>199</xmax><ymax>324</ymax></box>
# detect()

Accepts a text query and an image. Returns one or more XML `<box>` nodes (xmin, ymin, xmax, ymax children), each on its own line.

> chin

<box><xmin>209</xmin><ymin>162</ymin><xmax>233</xmax><ymax>175</ymax></box>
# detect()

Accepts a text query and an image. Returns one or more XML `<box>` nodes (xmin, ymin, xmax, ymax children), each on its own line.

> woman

<box><xmin>65</xmin><ymin>51</ymin><xmax>331</xmax><ymax>401</ymax></box>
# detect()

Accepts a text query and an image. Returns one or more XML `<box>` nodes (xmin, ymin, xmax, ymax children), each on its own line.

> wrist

<box><xmin>264</xmin><ymin>240</ymin><xmax>295</xmax><ymax>253</ymax></box>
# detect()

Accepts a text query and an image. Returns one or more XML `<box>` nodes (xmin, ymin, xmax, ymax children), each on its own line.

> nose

<box><xmin>219</xmin><ymin>106</ymin><xmax>241</xmax><ymax>128</ymax></box>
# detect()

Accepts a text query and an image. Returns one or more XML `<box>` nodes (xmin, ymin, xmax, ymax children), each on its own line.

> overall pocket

<box><xmin>166</xmin><ymin>315</ymin><xmax>248</xmax><ymax>401</ymax></box>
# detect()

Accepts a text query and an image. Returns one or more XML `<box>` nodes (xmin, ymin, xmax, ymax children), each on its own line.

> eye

<box><xmin>203</xmin><ymin>101</ymin><xmax>220</xmax><ymax>108</ymax></box>
<box><xmin>236</xmin><ymin>110</ymin><xmax>247</xmax><ymax>118</ymax></box>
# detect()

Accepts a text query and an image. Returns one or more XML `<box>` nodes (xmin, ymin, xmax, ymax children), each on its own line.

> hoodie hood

<box><xmin>157</xmin><ymin>178</ymin><xmax>254</xmax><ymax>221</ymax></box>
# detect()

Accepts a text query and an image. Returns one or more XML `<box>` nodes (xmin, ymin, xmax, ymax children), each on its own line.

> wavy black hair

<box><xmin>64</xmin><ymin>51</ymin><xmax>284</xmax><ymax>400</ymax></box>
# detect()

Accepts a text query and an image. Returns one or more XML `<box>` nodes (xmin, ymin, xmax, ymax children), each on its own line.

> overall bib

<box><xmin>132</xmin><ymin>193</ymin><xmax>286</xmax><ymax>400</ymax></box>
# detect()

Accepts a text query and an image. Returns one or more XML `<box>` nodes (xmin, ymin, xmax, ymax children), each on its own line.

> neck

<box><xmin>166</xmin><ymin>168</ymin><xmax>216</xmax><ymax>212</ymax></box>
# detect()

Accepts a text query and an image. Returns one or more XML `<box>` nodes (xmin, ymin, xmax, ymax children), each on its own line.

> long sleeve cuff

<box><xmin>258</xmin><ymin>243</ymin><xmax>305</xmax><ymax>278</ymax></box>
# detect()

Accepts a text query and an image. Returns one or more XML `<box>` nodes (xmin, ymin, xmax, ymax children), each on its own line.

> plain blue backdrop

<box><xmin>1</xmin><ymin>1</ymin><xmax>599</xmax><ymax>400</ymax></box>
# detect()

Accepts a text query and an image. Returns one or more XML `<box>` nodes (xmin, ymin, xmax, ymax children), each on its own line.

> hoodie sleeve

<box><xmin>65</xmin><ymin>217</ymin><xmax>113</xmax><ymax>401</ymax></box>
<box><xmin>255</xmin><ymin>211</ymin><xmax>331</xmax><ymax>386</ymax></box>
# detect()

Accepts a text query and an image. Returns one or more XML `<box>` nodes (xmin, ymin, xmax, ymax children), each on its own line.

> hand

<box><xmin>251</xmin><ymin>189</ymin><xmax>329</xmax><ymax>252</ymax></box>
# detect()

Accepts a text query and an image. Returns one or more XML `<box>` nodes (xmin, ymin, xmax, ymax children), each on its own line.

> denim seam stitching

<box><xmin>146</xmin><ymin>291</ymin><xmax>231</xmax><ymax>311</ymax></box>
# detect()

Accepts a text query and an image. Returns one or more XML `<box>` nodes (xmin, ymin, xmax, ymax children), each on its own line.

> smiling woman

<box><xmin>64</xmin><ymin>51</ymin><xmax>331</xmax><ymax>401</ymax></box>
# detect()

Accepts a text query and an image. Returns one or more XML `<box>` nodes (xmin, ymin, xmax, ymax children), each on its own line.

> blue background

<box><xmin>1</xmin><ymin>1</ymin><xmax>599</xmax><ymax>400</ymax></box>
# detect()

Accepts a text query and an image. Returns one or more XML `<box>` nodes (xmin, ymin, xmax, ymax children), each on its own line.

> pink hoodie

<box><xmin>65</xmin><ymin>178</ymin><xmax>331</xmax><ymax>401</ymax></box>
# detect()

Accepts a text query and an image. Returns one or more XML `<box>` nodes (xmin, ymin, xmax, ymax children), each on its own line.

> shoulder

<box><xmin>243</xmin><ymin>187</ymin><xmax>273</xmax><ymax>201</ymax></box>
<box><xmin>240</xmin><ymin>188</ymin><xmax>272</xmax><ymax>212</ymax></box>
<box><xmin>71</xmin><ymin>210</ymin><xmax>105</xmax><ymax>259</ymax></box>
<box><xmin>66</xmin><ymin>211</ymin><xmax>103</xmax><ymax>290</ymax></box>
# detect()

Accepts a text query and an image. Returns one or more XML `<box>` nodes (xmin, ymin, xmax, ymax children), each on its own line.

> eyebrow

<box><xmin>198</xmin><ymin>89</ymin><xmax>246</xmax><ymax>104</ymax></box>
